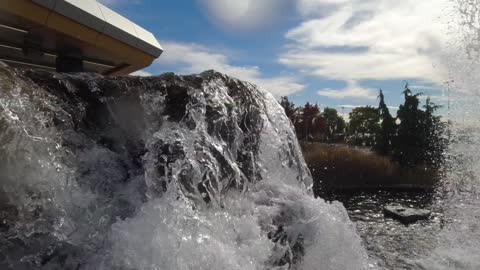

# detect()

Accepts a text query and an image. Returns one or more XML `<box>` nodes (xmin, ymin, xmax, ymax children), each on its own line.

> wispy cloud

<box><xmin>317</xmin><ymin>81</ymin><xmax>377</xmax><ymax>99</ymax></box>
<box><xmin>409</xmin><ymin>84</ymin><xmax>442</xmax><ymax>91</ymax></box>
<box><xmin>338</xmin><ymin>104</ymin><xmax>368</xmax><ymax>109</ymax></box>
<box><xmin>149</xmin><ymin>41</ymin><xmax>305</xmax><ymax>97</ymax></box>
<box><xmin>279</xmin><ymin>0</ymin><xmax>449</xmax><ymax>94</ymax></box>
<box><xmin>130</xmin><ymin>70</ymin><xmax>152</xmax><ymax>77</ymax></box>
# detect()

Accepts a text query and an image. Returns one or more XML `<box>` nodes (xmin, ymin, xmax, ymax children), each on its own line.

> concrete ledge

<box><xmin>0</xmin><ymin>0</ymin><xmax>161</xmax><ymax>75</ymax></box>
<box><xmin>99</xmin><ymin>4</ymin><xmax>139</xmax><ymax>49</ymax></box>
<box><xmin>54</xmin><ymin>0</ymin><xmax>106</xmax><ymax>34</ymax></box>
<box><xmin>0</xmin><ymin>0</ymin><xmax>52</xmax><ymax>25</ymax></box>
<box><xmin>32</xmin><ymin>0</ymin><xmax>56</xmax><ymax>10</ymax></box>
<box><xmin>31</xmin><ymin>0</ymin><xmax>162</xmax><ymax>58</ymax></box>
<box><xmin>133</xmin><ymin>24</ymin><xmax>163</xmax><ymax>57</ymax></box>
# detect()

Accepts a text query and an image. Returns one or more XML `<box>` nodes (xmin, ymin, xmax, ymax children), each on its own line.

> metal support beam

<box><xmin>56</xmin><ymin>47</ymin><xmax>83</xmax><ymax>72</ymax></box>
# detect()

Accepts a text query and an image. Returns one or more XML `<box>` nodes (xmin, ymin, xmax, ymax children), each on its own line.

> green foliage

<box><xmin>279</xmin><ymin>97</ymin><xmax>344</xmax><ymax>142</ymax></box>
<box><xmin>347</xmin><ymin>106</ymin><xmax>379</xmax><ymax>146</ymax></box>
<box><xmin>375</xmin><ymin>89</ymin><xmax>396</xmax><ymax>155</ymax></box>
<box><xmin>323</xmin><ymin>108</ymin><xmax>346</xmax><ymax>142</ymax></box>
<box><xmin>301</xmin><ymin>102</ymin><xmax>323</xmax><ymax>142</ymax></box>
<box><xmin>392</xmin><ymin>83</ymin><xmax>446</xmax><ymax>167</ymax></box>
<box><xmin>280</xmin><ymin>96</ymin><xmax>297</xmax><ymax>122</ymax></box>
<box><xmin>393</xmin><ymin>84</ymin><xmax>425</xmax><ymax>166</ymax></box>
<box><xmin>280</xmin><ymin>83</ymin><xmax>448</xmax><ymax>168</ymax></box>
<box><xmin>421</xmin><ymin>97</ymin><xmax>447</xmax><ymax>167</ymax></box>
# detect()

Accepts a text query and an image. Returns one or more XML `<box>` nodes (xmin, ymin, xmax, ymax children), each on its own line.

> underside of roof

<box><xmin>0</xmin><ymin>0</ymin><xmax>163</xmax><ymax>75</ymax></box>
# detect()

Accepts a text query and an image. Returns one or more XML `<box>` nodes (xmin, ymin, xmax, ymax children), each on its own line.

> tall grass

<box><xmin>301</xmin><ymin>143</ymin><xmax>439</xmax><ymax>196</ymax></box>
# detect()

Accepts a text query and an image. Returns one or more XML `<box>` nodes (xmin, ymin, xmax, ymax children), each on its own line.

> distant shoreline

<box><xmin>318</xmin><ymin>185</ymin><xmax>435</xmax><ymax>192</ymax></box>
<box><xmin>300</xmin><ymin>142</ymin><xmax>441</xmax><ymax>196</ymax></box>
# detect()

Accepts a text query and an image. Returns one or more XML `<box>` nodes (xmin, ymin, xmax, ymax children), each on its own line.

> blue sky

<box><xmin>99</xmin><ymin>0</ymin><xmax>451</xmax><ymax>118</ymax></box>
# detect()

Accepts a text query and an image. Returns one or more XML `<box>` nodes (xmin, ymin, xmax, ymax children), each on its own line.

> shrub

<box><xmin>301</xmin><ymin>143</ymin><xmax>439</xmax><ymax>197</ymax></box>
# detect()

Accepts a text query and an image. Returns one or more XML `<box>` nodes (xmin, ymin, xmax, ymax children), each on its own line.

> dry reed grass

<box><xmin>301</xmin><ymin>143</ymin><xmax>439</xmax><ymax>195</ymax></box>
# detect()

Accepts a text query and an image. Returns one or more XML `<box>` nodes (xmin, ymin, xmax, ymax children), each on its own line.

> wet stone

<box><xmin>383</xmin><ymin>205</ymin><xmax>431</xmax><ymax>224</ymax></box>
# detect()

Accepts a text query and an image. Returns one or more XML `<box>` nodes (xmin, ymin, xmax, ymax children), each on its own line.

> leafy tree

<box><xmin>347</xmin><ymin>106</ymin><xmax>379</xmax><ymax>146</ymax></box>
<box><xmin>299</xmin><ymin>102</ymin><xmax>323</xmax><ymax>142</ymax></box>
<box><xmin>280</xmin><ymin>96</ymin><xmax>297</xmax><ymax>123</ymax></box>
<box><xmin>280</xmin><ymin>99</ymin><xmax>329</xmax><ymax>142</ymax></box>
<box><xmin>323</xmin><ymin>107</ymin><xmax>345</xmax><ymax>142</ymax></box>
<box><xmin>375</xmin><ymin>89</ymin><xmax>396</xmax><ymax>155</ymax></box>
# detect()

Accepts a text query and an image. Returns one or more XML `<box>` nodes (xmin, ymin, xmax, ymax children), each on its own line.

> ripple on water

<box><xmin>324</xmin><ymin>190</ymin><xmax>444</xmax><ymax>270</ymax></box>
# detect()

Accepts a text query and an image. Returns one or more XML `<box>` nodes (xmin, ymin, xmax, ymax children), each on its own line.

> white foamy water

<box><xmin>101</xmin><ymin>81</ymin><xmax>369</xmax><ymax>270</ymax></box>
<box><xmin>418</xmin><ymin>1</ymin><xmax>480</xmax><ymax>268</ymax></box>
<box><xmin>0</xmin><ymin>69</ymin><xmax>369</xmax><ymax>269</ymax></box>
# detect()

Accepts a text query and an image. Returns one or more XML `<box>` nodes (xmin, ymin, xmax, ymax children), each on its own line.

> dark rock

<box><xmin>383</xmin><ymin>205</ymin><xmax>431</xmax><ymax>224</ymax></box>
<box><xmin>0</xmin><ymin>64</ymin><xmax>310</xmax><ymax>269</ymax></box>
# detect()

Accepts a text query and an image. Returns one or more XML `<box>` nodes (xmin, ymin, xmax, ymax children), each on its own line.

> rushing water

<box><xmin>328</xmin><ymin>1</ymin><xmax>480</xmax><ymax>269</ymax></box>
<box><xmin>0</xmin><ymin>66</ymin><xmax>368</xmax><ymax>269</ymax></box>
<box><xmin>2</xmin><ymin>1</ymin><xmax>480</xmax><ymax>269</ymax></box>
<box><xmin>416</xmin><ymin>0</ymin><xmax>480</xmax><ymax>269</ymax></box>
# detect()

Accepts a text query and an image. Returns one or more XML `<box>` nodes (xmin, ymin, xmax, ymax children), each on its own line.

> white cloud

<box><xmin>429</xmin><ymin>95</ymin><xmax>448</xmax><ymax>102</ymax></box>
<box><xmin>130</xmin><ymin>70</ymin><xmax>152</xmax><ymax>77</ymax></box>
<box><xmin>153</xmin><ymin>41</ymin><xmax>305</xmax><ymax>97</ymax></box>
<box><xmin>296</xmin><ymin>0</ymin><xmax>355</xmax><ymax>17</ymax></box>
<box><xmin>280</xmin><ymin>0</ymin><xmax>450</xmax><ymax>85</ymax></box>
<box><xmin>338</xmin><ymin>104</ymin><xmax>368</xmax><ymax>109</ymax></box>
<box><xmin>317</xmin><ymin>81</ymin><xmax>377</xmax><ymax>99</ymax></box>
<box><xmin>429</xmin><ymin>95</ymin><xmax>467</xmax><ymax>103</ymax></box>
<box><xmin>409</xmin><ymin>84</ymin><xmax>441</xmax><ymax>91</ymax></box>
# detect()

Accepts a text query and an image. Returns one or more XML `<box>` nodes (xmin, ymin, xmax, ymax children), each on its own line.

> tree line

<box><xmin>280</xmin><ymin>83</ymin><xmax>448</xmax><ymax>168</ymax></box>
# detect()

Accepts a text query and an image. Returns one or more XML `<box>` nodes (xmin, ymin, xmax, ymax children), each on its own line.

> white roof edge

<box><xmin>31</xmin><ymin>0</ymin><xmax>163</xmax><ymax>57</ymax></box>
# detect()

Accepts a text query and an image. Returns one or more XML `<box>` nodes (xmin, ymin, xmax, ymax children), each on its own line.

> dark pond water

<box><xmin>323</xmin><ymin>190</ymin><xmax>444</xmax><ymax>270</ymax></box>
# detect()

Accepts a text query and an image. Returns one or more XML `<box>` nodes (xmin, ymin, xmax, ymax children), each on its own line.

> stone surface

<box><xmin>383</xmin><ymin>205</ymin><xmax>431</xmax><ymax>224</ymax></box>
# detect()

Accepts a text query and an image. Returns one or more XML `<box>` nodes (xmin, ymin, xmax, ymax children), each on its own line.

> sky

<box><xmin>98</xmin><ymin>0</ymin><xmax>453</xmax><ymax>118</ymax></box>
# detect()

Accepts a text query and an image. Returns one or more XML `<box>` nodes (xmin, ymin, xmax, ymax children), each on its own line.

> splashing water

<box><xmin>417</xmin><ymin>1</ymin><xmax>480</xmax><ymax>269</ymax></box>
<box><xmin>0</xmin><ymin>66</ymin><xmax>368</xmax><ymax>269</ymax></box>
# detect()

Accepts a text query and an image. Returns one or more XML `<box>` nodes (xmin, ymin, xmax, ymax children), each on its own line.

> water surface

<box><xmin>325</xmin><ymin>190</ymin><xmax>443</xmax><ymax>270</ymax></box>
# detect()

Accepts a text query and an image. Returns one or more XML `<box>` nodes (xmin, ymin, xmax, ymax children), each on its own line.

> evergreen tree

<box><xmin>375</xmin><ymin>89</ymin><xmax>396</xmax><ymax>155</ymax></box>
<box><xmin>394</xmin><ymin>83</ymin><xmax>425</xmax><ymax>167</ymax></box>
<box><xmin>422</xmin><ymin>97</ymin><xmax>447</xmax><ymax>167</ymax></box>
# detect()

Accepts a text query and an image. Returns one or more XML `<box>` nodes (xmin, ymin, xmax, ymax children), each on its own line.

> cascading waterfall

<box><xmin>0</xmin><ymin>64</ymin><xmax>369</xmax><ymax>270</ymax></box>
<box><xmin>418</xmin><ymin>0</ymin><xmax>480</xmax><ymax>268</ymax></box>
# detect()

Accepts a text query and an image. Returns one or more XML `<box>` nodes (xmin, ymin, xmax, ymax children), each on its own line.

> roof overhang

<box><xmin>0</xmin><ymin>0</ymin><xmax>163</xmax><ymax>75</ymax></box>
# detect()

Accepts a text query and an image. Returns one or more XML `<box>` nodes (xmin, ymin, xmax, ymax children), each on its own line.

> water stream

<box><xmin>1</xmin><ymin>1</ymin><xmax>480</xmax><ymax>269</ymax></box>
<box><xmin>0</xmin><ymin>68</ymin><xmax>368</xmax><ymax>269</ymax></box>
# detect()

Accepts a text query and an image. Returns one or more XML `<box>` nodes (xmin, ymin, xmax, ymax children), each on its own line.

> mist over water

<box><xmin>418</xmin><ymin>0</ymin><xmax>480</xmax><ymax>268</ymax></box>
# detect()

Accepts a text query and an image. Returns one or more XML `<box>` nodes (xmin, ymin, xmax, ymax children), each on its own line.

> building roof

<box><xmin>33</xmin><ymin>0</ymin><xmax>163</xmax><ymax>57</ymax></box>
<box><xmin>0</xmin><ymin>0</ymin><xmax>163</xmax><ymax>75</ymax></box>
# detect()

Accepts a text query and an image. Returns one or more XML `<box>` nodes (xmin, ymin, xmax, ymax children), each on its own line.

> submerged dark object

<box><xmin>383</xmin><ymin>205</ymin><xmax>431</xmax><ymax>224</ymax></box>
